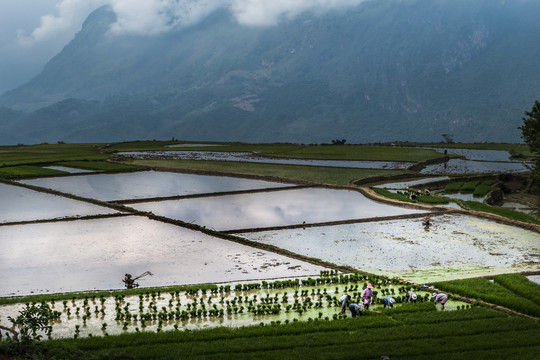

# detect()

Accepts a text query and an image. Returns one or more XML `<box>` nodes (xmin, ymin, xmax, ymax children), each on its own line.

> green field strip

<box><xmin>75</xmin><ymin>321</ymin><xmax>540</xmax><ymax>359</ymax></box>
<box><xmin>494</xmin><ymin>274</ymin><xmax>540</xmax><ymax>305</ymax></box>
<box><xmin>434</xmin><ymin>278</ymin><xmax>540</xmax><ymax>317</ymax></box>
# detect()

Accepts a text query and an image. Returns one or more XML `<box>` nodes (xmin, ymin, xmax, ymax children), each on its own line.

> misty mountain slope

<box><xmin>1</xmin><ymin>0</ymin><xmax>539</xmax><ymax>145</ymax></box>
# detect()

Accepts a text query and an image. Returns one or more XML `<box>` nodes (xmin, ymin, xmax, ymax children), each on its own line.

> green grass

<box><xmin>0</xmin><ymin>143</ymin><xmax>107</xmax><ymax>166</ymax></box>
<box><xmin>110</xmin><ymin>142</ymin><xmax>443</xmax><ymax>162</ymax></box>
<box><xmin>462</xmin><ymin>201</ymin><xmax>540</xmax><ymax>225</ymax></box>
<box><xmin>371</xmin><ymin>188</ymin><xmax>450</xmax><ymax>205</ymax></box>
<box><xmin>444</xmin><ymin>182</ymin><xmax>463</xmax><ymax>193</ymax></box>
<box><xmin>0</xmin><ymin>165</ymin><xmax>67</xmax><ymax>178</ymax></box>
<box><xmin>4</xmin><ymin>307</ymin><xmax>538</xmax><ymax>360</ymax></box>
<box><xmin>124</xmin><ymin>159</ymin><xmax>408</xmax><ymax>186</ymax></box>
<box><xmin>434</xmin><ymin>278</ymin><xmax>540</xmax><ymax>317</ymax></box>
<box><xmin>56</xmin><ymin>161</ymin><xmax>141</xmax><ymax>171</ymax></box>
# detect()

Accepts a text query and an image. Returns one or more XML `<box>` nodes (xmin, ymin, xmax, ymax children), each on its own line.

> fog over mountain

<box><xmin>1</xmin><ymin>0</ymin><xmax>539</xmax><ymax>145</ymax></box>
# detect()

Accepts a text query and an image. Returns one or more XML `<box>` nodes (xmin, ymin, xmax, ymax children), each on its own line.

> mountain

<box><xmin>1</xmin><ymin>0</ymin><xmax>539</xmax><ymax>145</ymax></box>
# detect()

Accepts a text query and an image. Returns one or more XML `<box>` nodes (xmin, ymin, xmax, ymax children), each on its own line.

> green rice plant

<box><xmin>371</xmin><ymin>188</ymin><xmax>413</xmax><ymax>202</ymax></box>
<box><xmin>462</xmin><ymin>201</ymin><xmax>540</xmax><ymax>225</ymax></box>
<box><xmin>415</xmin><ymin>194</ymin><xmax>450</xmax><ymax>204</ymax></box>
<box><xmin>0</xmin><ymin>165</ymin><xmax>66</xmax><ymax>178</ymax></box>
<box><xmin>27</xmin><ymin>307</ymin><xmax>539</xmax><ymax>360</ymax></box>
<box><xmin>460</xmin><ymin>180</ymin><xmax>481</xmax><ymax>193</ymax></box>
<box><xmin>434</xmin><ymin>278</ymin><xmax>540</xmax><ymax>317</ymax></box>
<box><xmin>493</xmin><ymin>274</ymin><xmax>540</xmax><ymax>305</ymax></box>
<box><xmin>473</xmin><ymin>183</ymin><xmax>493</xmax><ymax>197</ymax></box>
<box><xmin>444</xmin><ymin>182</ymin><xmax>463</xmax><ymax>193</ymax></box>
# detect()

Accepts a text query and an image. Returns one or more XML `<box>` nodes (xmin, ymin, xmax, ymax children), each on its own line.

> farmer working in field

<box><xmin>405</xmin><ymin>290</ymin><xmax>417</xmax><ymax>303</ymax></box>
<box><xmin>339</xmin><ymin>294</ymin><xmax>351</xmax><ymax>314</ymax></box>
<box><xmin>383</xmin><ymin>296</ymin><xmax>396</xmax><ymax>308</ymax></box>
<box><xmin>433</xmin><ymin>292</ymin><xmax>449</xmax><ymax>310</ymax></box>
<box><xmin>361</xmin><ymin>283</ymin><xmax>374</xmax><ymax>310</ymax></box>
<box><xmin>349</xmin><ymin>303</ymin><xmax>362</xmax><ymax>317</ymax></box>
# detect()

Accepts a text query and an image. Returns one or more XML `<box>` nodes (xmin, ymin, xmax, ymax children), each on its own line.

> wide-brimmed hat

<box><xmin>432</xmin><ymin>292</ymin><xmax>437</xmax><ymax>297</ymax></box>
<box><xmin>367</xmin><ymin>284</ymin><xmax>373</xmax><ymax>289</ymax></box>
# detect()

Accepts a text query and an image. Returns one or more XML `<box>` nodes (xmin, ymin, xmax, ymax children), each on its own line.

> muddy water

<box><xmin>240</xmin><ymin>214</ymin><xmax>540</xmax><ymax>283</ymax></box>
<box><xmin>421</xmin><ymin>158</ymin><xmax>530</xmax><ymax>174</ymax></box>
<box><xmin>130</xmin><ymin>187</ymin><xmax>428</xmax><ymax>231</ymax></box>
<box><xmin>20</xmin><ymin>171</ymin><xmax>291</xmax><ymax>201</ymax></box>
<box><xmin>0</xmin><ymin>183</ymin><xmax>117</xmax><ymax>223</ymax></box>
<box><xmin>0</xmin><ymin>216</ymin><xmax>325</xmax><ymax>297</ymax></box>
<box><xmin>429</xmin><ymin>148</ymin><xmax>514</xmax><ymax>162</ymax></box>
<box><xmin>119</xmin><ymin>151</ymin><xmax>415</xmax><ymax>170</ymax></box>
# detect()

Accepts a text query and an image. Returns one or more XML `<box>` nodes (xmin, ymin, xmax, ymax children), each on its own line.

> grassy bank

<box><xmin>0</xmin><ymin>143</ymin><xmax>107</xmax><ymax>166</ymax></box>
<box><xmin>122</xmin><ymin>159</ymin><xmax>408</xmax><ymax>186</ymax></box>
<box><xmin>108</xmin><ymin>142</ymin><xmax>443</xmax><ymax>162</ymax></box>
<box><xmin>462</xmin><ymin>201</ymin><xmax>540</xmax><ymax>225</ymax></box>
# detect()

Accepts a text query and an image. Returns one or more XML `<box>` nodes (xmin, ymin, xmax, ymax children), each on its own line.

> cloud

<box><xmin>232</xmin><ymin>0</ymin><xmax>367</xmax><ymax>27</ymax></box>
<box><xmin>17</xmin><ymin>0</ymin><xmax>108</xmax><ymax>46</ymax></box>
<box><xmin>18</xmin><ymin>0</ymin><xmax>369</xmax><ymax>44</ymax></box>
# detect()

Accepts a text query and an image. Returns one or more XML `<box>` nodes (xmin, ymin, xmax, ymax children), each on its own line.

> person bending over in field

<box><xmin>339</xmin><ymin>294</ymin><xmax>351</xmax><ymax>314</ymax></box>
<box><xmin>433</xmin><ymin>292</ymin><xmax>449</xmax><ymax>310</ymax></box>
<box><xmin>361</xmin><ymin>283</ymin><xmax>373</xmax><ymax>310</ymax></box>
<box><xmin>383</xmin><ymin>296</ymin><xmax>396</xmax><ymax>308</ymax></box>
<box><xmin>405</xmin><ymin>290</ymin><xmax>417</xmax><ymax>303</ymax></box>
<box><xmin>349</xmin><ymin>303</ymin><xmax>362</xmax><ymax>317</ymax></box>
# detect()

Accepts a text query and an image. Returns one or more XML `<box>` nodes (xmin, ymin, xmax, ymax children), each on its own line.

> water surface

<box><xmin>120</xmin><ymin>151</ymin><xmax>414</xmax><ymax>170</ymax></box>
<box><xmin>43</xmin><ymin>166</ymin><xmax>93</xmax><ymax>173</ymax></box>
<box><xmin>20</xmin><ymin>171</ymin><xmax>291</xmax><ymax>201</ymax></box>
<box><xmin>421</xmin><ymin>158</ymin><xmax>531</xmax><ymax>174</ymax></box>
<box><xmin>0</xmin><ymin>183</ymin><xmax>117</xmax><ymax>223</ymax></box>
<box><xmin>130</xmin><ymin>187</ymin><xmax>428</xmax><ymax>231</ymax></box>
<box><xmin>0</xmin><ymin>216</ymin><xmax>325</xmax><ymax>297</ymax></box>
<box><xmin>241</xmin><ymin>214</ymin><xmax>539</xmax><ymax>282</ymax></box>
<box><xmin>374</xmin><ymin>177</ymin><xmax>449</xmax><ymax>190</ymax></box>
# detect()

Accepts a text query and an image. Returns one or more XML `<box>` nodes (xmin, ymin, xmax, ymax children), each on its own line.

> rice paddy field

<box><xmin>0</xmin><ymin>141</ymin><xmax>538</xmax><ymax>359</ymax></box>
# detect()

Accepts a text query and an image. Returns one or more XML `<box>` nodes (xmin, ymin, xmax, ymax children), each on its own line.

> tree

<box><xmin>520</xmin><ymin>100</ymin><xmax>540</xmax><ymax>155</ymax></box>
<box><xmin>519</xmin><ymin>100</ymin><xmax>540</xmax><ymax>191</ymax></box>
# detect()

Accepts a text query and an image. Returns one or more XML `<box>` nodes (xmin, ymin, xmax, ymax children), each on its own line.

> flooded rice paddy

<box><xmin>43</xmin><ymin>166</ymin><xmax>93</xmax><ymax>174</ymax></box>
<box><xmin>119</xmin><ymin>151</ymin><xmax>414</xmax><ymax>169</ymax></box>
<box><xmin>0</xmin><ymin>183</ymin><xmax>117</xmax><ymax>223</ymax></box>
<box><xmin>19</xmin><ymin>170</ymin><xmax>290</xmax><ymax>201</ymax></box>
<box><xmin>129</xmin><ymin>187</ymin><xmax>428</xmax><ymax>231</ymax></box>
<box><xmin>0</xmin><ymin>277</ymin><xmax>464</xmax><ymax>340</ymax></box>
<box><xmin>2</xmin><ymin>170</ymin><xmax>538</xmax><ymax>306</ymax></box>
<box><xmin>0</xmin><ymin>216</ymin><xmax>325</xmax><ymax>297</ymax></box>
<box><xmin>240</xmin><ymin>214</ymin><xmax>540</xmax><ymax>283</ymax></box>
<box><xmin>420</xmin><ymin>158</ymin><xmax>531</xmax><ymax>174</ymax></box>
<box><xmin>429</xmin><ymin>148</ymin><xmax>515</xmax><ymax>162</ymax></box>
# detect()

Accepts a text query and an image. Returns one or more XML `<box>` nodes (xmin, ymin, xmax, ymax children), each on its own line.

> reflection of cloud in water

<box><xmin>0</xmin><ymin>183</ymin><xmax>117</xmax><ymax>223</ymax></box>
<box><xmin>132</xmin><ymin>188</ymin><xmax>427</xmax><ymax>230</ymax></box>
<box><xmin>20</xmin><ymin>171</ymin><xmax>290</xmax><ymax>201</ymax></box>
<box><xmin>0</xmin><ymin>217</ymin><xmax>325</xmax><ymax>297</ymax></box>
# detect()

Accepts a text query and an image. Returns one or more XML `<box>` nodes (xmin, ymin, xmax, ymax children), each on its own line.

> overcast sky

<box><xmin>0</xmin><ymin>0</ymin><xmax>368</xmax><ymax>95</ymax></box>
